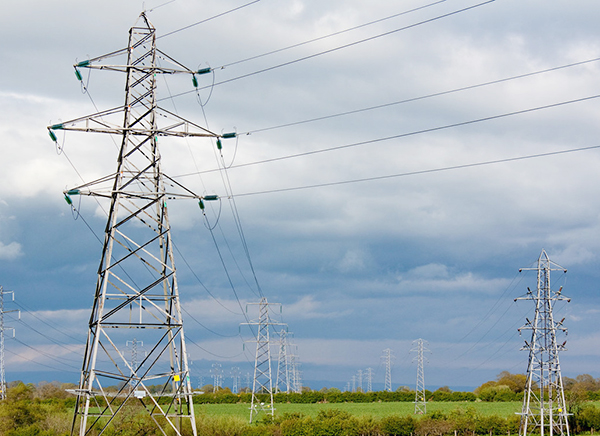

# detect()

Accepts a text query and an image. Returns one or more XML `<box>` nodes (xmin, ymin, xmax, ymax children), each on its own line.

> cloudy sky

<box><xmin>1</xmin><ymin>0</ymin><xmax>600</xmax><ymax>391</ymax></box>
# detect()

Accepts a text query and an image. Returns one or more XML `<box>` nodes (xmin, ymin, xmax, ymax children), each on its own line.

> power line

<box><xmin>230</xmin><ymin>144</ymin><xmax>600</xmax><ymax>197</ymax></box>
<box><xmin>217</xmin><ymin>0</ymin><xmax>448</xmax><ymax>70</ymax></box>
<box><xmin>175</xmin><ymin>92</ymin><xmax>600</xmax><ymax>180</ymax></box>
<box><xmin>157</xmin><ymin>0</ymin><xmax>262</xmax><ymax>39</ymax></box>
<box><xmin>239</xmin><ymin>56</ymin><xmax>600</xmax><ymax>136</ymax></box>
<box><xmin>161</xmin><ymin>0</ymin><xmax>496</xmax><ymax>101</ymax></box>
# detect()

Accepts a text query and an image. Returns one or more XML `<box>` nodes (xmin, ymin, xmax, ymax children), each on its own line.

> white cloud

<box><xmin>0</xmin><ymin>241</ymin><xmax>23</xmax><ymax>260</ymax></box>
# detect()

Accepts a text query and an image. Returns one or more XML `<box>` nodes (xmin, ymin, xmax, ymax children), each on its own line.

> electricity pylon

<box><xmin>48</xmin><ymin>12</ymin><xmax>221</xmax><ymax>436</ymax></box>
<box><xmin>275</xmin><ymin>328</ymin><xmax>291</xmax><ymax>393</ymax></box>
<box><xmin>288</xmin><ymin>343</ymin><xmax>302</xmax><ymax>393</ymax></box>
<box><xmin>0</xmin><ymin>287</ymin><xmax>19</xmax><ymax>400</ymax></box>
<box><xmin>212</xmin><ymin>363</ymin><xmax>223</xmax><ymax>392</ymax></box>
<box><xmin>366</xmin><ymin>367</ymin><xmax>373</xmax><ymax>393</ymax></box>
<box><xmin>412</xmin><ymin>338</ymin><xmax>429</xmax><ymax>414</ymax></box>
<box><xmin>382</xmin><ymin>348</ymin><xmax>394</xmax><ymax>392</ymax></box>
<box><xmin>516</xmin><ymin>249</ymin><xmax>571</xmax><ymax>436</ymax></box>
<box><xmin>242</xmin><ymin>298</ymin><xmax>284</xmax><ymax>423</ymax></box>
<box><xmin>231</xmin><ymin>367</ymin><xmax>240</xmax><ymax>394</ymax></box>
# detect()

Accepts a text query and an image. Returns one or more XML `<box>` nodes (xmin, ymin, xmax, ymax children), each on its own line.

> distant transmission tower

<box><xmin>412</xmin><ymin>339</ymin><xmax>429</xmax><ymax>414</ymax></box>
<box><xmin>366</xmin><ymin>367</ymin><xmax>373</xmax><ymax>393</ymax></box>
<box><xmin>231</xmin><ymin>367</ymin><xmax>240</xmax><ymax>394</ymax></box>
<box><xmin>357</xmin><ymin>369</ymin><xmax>363</xmax><ymax>392</ymax></box>
<box><xmin>212</xmin><ymin>363</ymin><xmax>223</xmax><ymax>392</ymax></box>
<box><xmin>0</xmin><ymin>287</ymin><xmax>19</xmax><ymax>400</ymax></box>
<box><xmin>48</xmin><ymin>12</ymin><xmax>221</xmax><ymax>436</ymax></box>
<box><xmin>275</xmin><ymin>329</ymin><xmax>291</xmax><ymax>393</ymax></box>
<box><xmin>243</xmin><ymin>298</ymin><xmax>284</xmax><ymax>423</ymax></box>
<box><xmin>516</xmin><ymin>249</ymin><xmax>570</xmax><ymax>436</ymax></box>
<box><xmin>125</xmin><ymin>339</ymin><xmax>143</xmax><ymax>390</ymax></box>
<box><xmin>382</xmin><ymin>348</ymin><xmax>394</xmax><ymax>392</ymax></box>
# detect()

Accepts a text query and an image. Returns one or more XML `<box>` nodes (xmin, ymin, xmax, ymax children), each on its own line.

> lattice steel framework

<box><xmin>516</xmin><ymin>249</ymin><xmax>570</xmax><ymax>436</ymax></box>
<box><xmin>366</xmin><ymin>367</ymin><xmax>373</xmax><ymax>393</ymax></box>
<box><xmin>275</xmin><ymin>329</ymin><xmax>291</xmax><ymax>393</ymax></box>
<box><xmin>412</xmin><ymin>338</ymin><xmax>429</xmax><ymax>414</ymax></box>
<box><xmin>382</xmin><ymin>348</ymin><xmax>394</xmax><ymax>392</ymax></box>
<box><xmin>48</xmin><ymin>12</ymin><xmax>219</xmax><ymax>436</ymax></box>
<box><xmin>0</xmin><ymin>287</ymin><xmax>19</xmax><ymax>400</ymax></box>
<box><xmin>243</xmin><ymin>298</ymin><xmax>284</xmax><ymax>423</ymax></box>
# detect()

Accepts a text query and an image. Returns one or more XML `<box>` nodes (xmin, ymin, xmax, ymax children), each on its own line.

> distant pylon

<box><xmin>212</xmin><ymin>363</ymin><xmax>223</xmax><ymax>392</ymax></box>
<box><xmin>357</xmin><ymin>369</ymin><xmax>363</xmax><ymax>392</ymax></box>
<box><xmin>516</xmin><ymin>249</ymin><xmax>571</xmax><ymax>436</ymax></box>
<box><xmin>125</xmin><ymin>339</ymin><xmax>143</xmax><ymax>389</ymax></box>
<box><xmin>0</xmin><ymin>287</ymin><xmax>19</xmax><ymax>400</ymax></box>
<box><xmin>231</xmin><ymin>367</ymin><xmax>240</xmax><ymax>394</ymax></box>
<box><xmin>49</xmin><ymin>12</ymin><xmax>219</xmax><ymax>436</ymax></box>
<box><xmin>366</xmin><ymin>367</ymin><xmax>373</xmax><ymax>393</ymax></box>
<box><xmin>382</xmin><ymin>348</ymin><xmax>394</xmax><ymax>392</ymax></box>
<box><xmin>412</xmin><ymin>338</ymin><xmax>429</xmax><ymax>414</ymax></box>
<box><xmin>288</xmin><ymin>343</ymin><xmax>302</xmax><ymax>393</ymax></box>
<box><xmin>275</xmin><ymin>329</ymin><xmax>291</xmax><ymax>393</ymax></box>
<box><xmin>242</xmin><ymin>297</ymin><xmax>284</xmax><ymax>423</ymax></box>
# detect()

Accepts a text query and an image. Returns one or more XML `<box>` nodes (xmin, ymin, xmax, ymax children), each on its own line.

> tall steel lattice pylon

<box><xmin>243</xmin><ymin>297</ymin><xmax>284</xmax><ymax>423</ymax></box>
<box><xmin>382</xmin><ymin>348</ymin><xmax>394</xmax><ymax>392</ymax></box>
<box><xmin>48</xmin><ymin>12</ymin><xmax>219</xmax><ymax>436</ymax></box>
<box><xmin>0</xmin><ymin>286</ymin><xmax>19</xmax><ymax>400</ymax></box>
<box><xmin>516</xmin><ymin>249</ymin><xmax>571</xmax><ymax>436</ymax></box>
<box><xmin>412</xmin><ymin>338</ymin><xmax>429</xmax><ymax>414</ymax></box>
<box><xmin>275</xmin><ymin>328</ymin><xmax>291</xmax><ymax>393</ymax></box>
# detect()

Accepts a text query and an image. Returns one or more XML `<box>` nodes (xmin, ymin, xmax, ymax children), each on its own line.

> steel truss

<box><xmin>517</xmin><ymin>249</ymin><xmax>571</xmax><ymax>436</ymax></box>
<box><xmin>49</xmin><ymin>12</ymin><xmax>219</xmax><ymax>436</ymax></box>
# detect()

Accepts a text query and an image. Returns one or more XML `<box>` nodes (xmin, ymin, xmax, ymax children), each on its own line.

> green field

<box><xmin>196</xmin><ymin>401</ymin><xmax>525</xmax><ymax>419</ymax></box>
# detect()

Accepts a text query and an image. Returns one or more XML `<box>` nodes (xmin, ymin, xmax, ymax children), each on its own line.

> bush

<box><xmin>381</xmin><ymin>415</ymin><xmax>416</xmax><ymax>436</ymax></box>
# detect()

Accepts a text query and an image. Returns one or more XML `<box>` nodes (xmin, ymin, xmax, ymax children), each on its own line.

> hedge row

<box><xmin>193</xmin><ymin>390</ymin><xmax>477</xmax><ymax>404</ymax></box>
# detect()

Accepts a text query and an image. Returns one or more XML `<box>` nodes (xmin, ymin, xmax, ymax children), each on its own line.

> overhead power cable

<box><xmin>157</xmin><ymin>0</ymin><xmax>262</xmax><ymax>39</ymax></box>
<box><xmin>217</xmin><ymin>0</ymin><xmax>448</xmax><ymax>70</ymax></box>
<box><xmin>160</xmin><ymin>0</ymin><xmax>496</xmax><ymax>101</ymax></box>
<box><xmin>176</xmin><ymin>92</ymin><xmax>600</xmax><ymax>180</ymax></box>
<box><xmin>239</xmin><ymin>56</ymin><xmax>600</xmax><ymax>136</ymax></box>
<box><xmin>232</xmin><ymin>144</ymin><xmax>600</xmax><ymax>197</ymax></box>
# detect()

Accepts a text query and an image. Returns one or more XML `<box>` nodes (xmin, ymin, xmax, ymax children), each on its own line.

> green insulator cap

<box><xmin>76</xmin><ymin>60</ymin><xmax>91</xmax><ymax>67</ymax></box>
<box><xmin>222</xmin><ymin>132</ymin><xmax>236</xmax><ymax>139</ymax></box>
<box><xmin>197</xmin><ymin>67</ymin><xmax>211</xmax><ymax>75</ymax></box>
<box><xmin>192</xmin><ymin>75</ymin><xmax>198</xmax><ymax>88</ymax></box>
<box><xmin>204</xmin><ymin>195</ymin><xmax>218</xmax><ymax>201</ymax></box>
<box><xmin>216</xmin><ymin>139</ymin><xmax>222</xmax><ymax>150</ymax></box>
<box><xmin>74</xmin><ymin>68</ymin><xmax>83</xmax><ymax>81</ymax></box>
<box><xmin>50</xmin><ymin>123</ymin><xmax>64</xmax><ymax>130</ymax></box>
<box><xmin>64</xmin><ymin>194</ymin><xmax>73</xmax><ymax>205</ymax></box>
<box><xmin>48</xmin><ymin>130</ymin><xmax>57</xmax><ymax>142</ymax></box>
<box><xmin>67</xmin><ymin>189</ymin><xmax>80</xmax><ymax>195</ymax></box>
<box><xmin>198</xmin><ymin>199</ymin><xmax>205</xmax><ymax>210</ymax></box>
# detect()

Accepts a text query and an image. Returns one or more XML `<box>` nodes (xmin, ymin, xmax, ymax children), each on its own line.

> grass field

<box><xmin>196</xmin><ymin>401</ymin><xmax>600</xmax><ymax>421</ymax></box>
<box><xmin>196</xmin><ymin>401</ymin><xmax>524</xmax><ymax>420</ymax></box>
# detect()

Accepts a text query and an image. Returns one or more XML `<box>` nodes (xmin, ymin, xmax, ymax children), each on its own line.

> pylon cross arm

<box><xmin>48</xmin><ymin>106</ymin><xmax>217</xmax><ymax>138</ymax></box>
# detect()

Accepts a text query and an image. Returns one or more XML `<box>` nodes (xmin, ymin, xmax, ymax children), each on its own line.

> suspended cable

<box><xmin>12</xmin><ymin>338</ymin><xmax>81</xmax><ymax>371</ymax></box>
<box><xmin>160</xmin><ymin>0</ymin><xmax>496</xmax><ymax>101</ymax></box>
<box><xmin>239</xmin><ymin>56</ymin><xmax>600</xmax><ymax>136</ymax></box>
<box><xmin>13</xmin><ymin>301</ymin><xmax>84</xmax><ymax>343</ymax></box>
<box><xmin>217</xmin><ymin>0</ymin><xmax>448</xmax><ymax>70</ymax></box>
<box><xmin>5</xmin><ymin>347</ymin><xmax>79</xmax><ymax>374</ymax></box>
<box><xmin>181</xmin><ymin>306</ymin><xmax>240</xmax><ymax>338</ymax></box>
<box><xmin>176</xmin><ymin>92</ymin><xmax>600</xmax><ymax>180</ymax></box>
<box><xmin>186</xmin><ymin>336</ymin><xmax>245</xmax><ymax>360</ymax></box>
<box><xmin>157</xmin><ymin>0</ymin><xmax>262</xmax><ymax>39</ymax></box>
<box><xmin>231</xmin><ymin>144</ymin><xmax>600</xmax><ymax>197</ymax></box>
<box><xmin>15</xmin><ymin>319</ymin><xmax>82</xmax><ymax>361</ymax></box>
